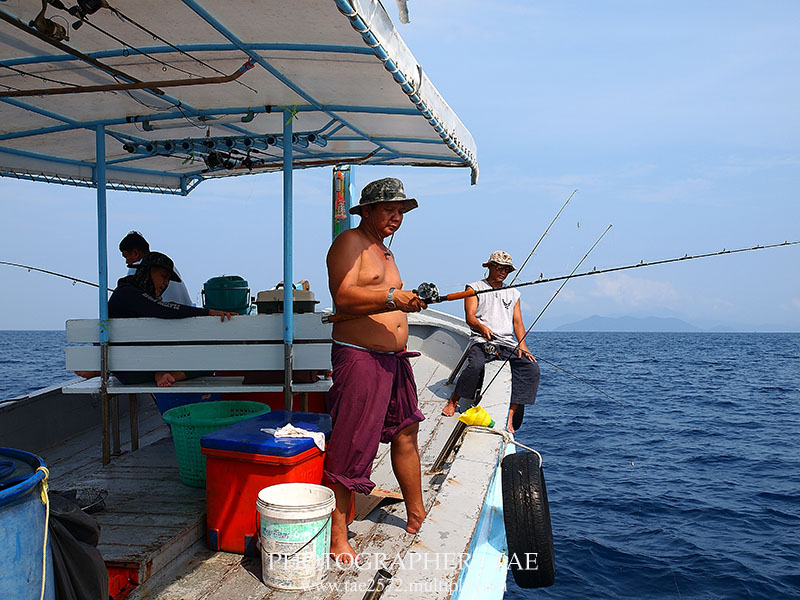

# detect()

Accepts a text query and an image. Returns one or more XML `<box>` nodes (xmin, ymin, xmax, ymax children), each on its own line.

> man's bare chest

<box><xmin>358</xmin><ymin>248</ymin><xmax>402</xmax><ymax>287</ymax></box>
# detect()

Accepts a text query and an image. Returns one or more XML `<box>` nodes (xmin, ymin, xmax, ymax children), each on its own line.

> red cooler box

<box><xmin>200</xmin><ymin>410</ymin><xmax>332</xmax><ymax>555</ymax></box>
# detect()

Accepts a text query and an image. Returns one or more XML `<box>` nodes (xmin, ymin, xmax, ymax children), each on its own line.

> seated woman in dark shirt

<box><xmin>76</xmin><ymin>252</ymin><xmax>234</xmax><ymax>387</ymax></box>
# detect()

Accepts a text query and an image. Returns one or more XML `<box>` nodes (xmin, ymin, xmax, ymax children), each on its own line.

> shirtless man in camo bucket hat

<box><xmin>442</xmin><ymin>250</ymin><xmax>541</xmax><ymax>433</ymax></box>
<box><xmin>325</xmin><ymin>177</ymin><xmax>427</xmax><ymax>561</ymax></box>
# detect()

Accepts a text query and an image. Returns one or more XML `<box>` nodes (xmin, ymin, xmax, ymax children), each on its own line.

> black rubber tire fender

<box><xmin>501</xmin><ymin>451</ymin><xmax>556</xmax><ymax>588</ymax></box>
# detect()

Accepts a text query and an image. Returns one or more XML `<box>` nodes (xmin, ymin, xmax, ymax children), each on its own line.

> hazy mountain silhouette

<box><xmin>554</xmin><ymin>315</ymin><xmax>702</xmax><ymax>332</ymax></box>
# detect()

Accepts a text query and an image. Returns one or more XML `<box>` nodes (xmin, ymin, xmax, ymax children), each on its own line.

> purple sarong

<box><xmin>322</xmin><ymin>343</ymin><xmax>425</xmax><ymax>495</ymax></box>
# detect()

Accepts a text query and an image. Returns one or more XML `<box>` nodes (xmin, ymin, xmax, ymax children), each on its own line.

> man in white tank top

<box><xmin>119</xmin><ymin>231</ymin><xmax>194</xmax><ymax>306</ymax></box>
<box><xmin>442</xmin><ymin>251</ymin><xmax>540</xmax><ymax>432</ymax></box>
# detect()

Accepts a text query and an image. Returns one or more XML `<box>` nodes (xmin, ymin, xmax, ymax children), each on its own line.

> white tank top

<box><xmin>468</xmin><ymin>279</ymin><xmax>520</xmax><ymax>348</ymax></box>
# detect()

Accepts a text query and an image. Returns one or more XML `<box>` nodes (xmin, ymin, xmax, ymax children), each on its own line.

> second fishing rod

<box><xmin>322</xmin><ymin>238</ymin><xmax>800</xmax><ymax>324</ymax></box>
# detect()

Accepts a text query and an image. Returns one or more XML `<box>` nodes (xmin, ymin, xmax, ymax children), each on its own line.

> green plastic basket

<box><xmin>162</xmin><ymin>401</ymin><xmax>270</xmax><ymax>487</ymax></box>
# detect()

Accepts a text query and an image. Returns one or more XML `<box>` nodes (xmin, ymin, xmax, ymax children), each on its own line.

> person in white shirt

<box><xmin>118</xmin><ymin>231</ymin><xmax>193</xmax><ymax>305</ymax></box>
<box><xmin>442</xmin><ymin>251</ymin><xmax>540</xmax><ymax>433</ymax></box>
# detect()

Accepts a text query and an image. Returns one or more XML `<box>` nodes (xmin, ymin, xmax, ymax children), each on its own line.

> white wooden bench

<box><xmin>64</xmin><ymin>313</ymin><xmax>333</xmax><ymax>461</ymax></box>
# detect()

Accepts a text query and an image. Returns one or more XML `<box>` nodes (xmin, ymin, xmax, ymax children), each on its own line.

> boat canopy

<box><xmin>0</xmin><ymin>0</ymin><xmax>478</xmax><ymax>194</ymax></box>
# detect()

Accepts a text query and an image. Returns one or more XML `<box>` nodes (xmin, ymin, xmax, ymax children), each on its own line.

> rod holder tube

<box><xmin>430</xmin><ymin>420</ymin><xmax>467</xmax><ymax>473</ymax></box>
<box><xmin>361</xmin><ymin>569</ymin><xmax>393</xmax><ymax>600</ymax></box>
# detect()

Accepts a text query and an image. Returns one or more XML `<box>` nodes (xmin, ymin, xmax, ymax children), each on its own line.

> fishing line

<box><xmin>0</xmin><ymin>261</ymin><xmax>111</xmax><ymax>291</ymax></box>
<box><xmin>119</xmin><ymin>85</ymin><xmax>172</xmax><ymax>111</ymax></box>
<box><xmin>175</xmin><ymin>104</ymin><xmax>214</xmax><ymax>129</ymax></box>
<box><xmin>106</xmin><ymin>7</ymin><xmax>259</xmax><ymax>94</ymax></box>
<box><xmin>532</xmin><ymin>354</ymin><xmax>624</xmax><ymax>408</ymax></box>
<box><xmin>78</xmin><ymin>18</ymin><xmax>204</xmax><ymax>79</ymax></box>
<box><xmin>478</xmin><ymin>225</ymin><xmax>613</xmax><ymax>400</ymax></box>
<box><xmin>510</xmin><ymin>189</ymin><xmax>577</xmax><ymax>284</ymax></box>
<box><xmin>0</xmin><ymin>62</ymin><xmax>80</xmax><ymax>88</ymax></box>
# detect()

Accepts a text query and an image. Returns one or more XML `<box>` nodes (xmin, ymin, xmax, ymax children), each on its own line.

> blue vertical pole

<box><xmin>96</xmin><ymin>125</ymin><xmax>111</xmax><ymax>464</ymax></box>
<box><xmin>96</xmin><ymin>126</ymin><xmax>109</xmax><ymax>332</ymax></box>
<box><xmin>282</xmin><ymin>109</ymin><xmax>294</xmax><ymax>410</ymax></box>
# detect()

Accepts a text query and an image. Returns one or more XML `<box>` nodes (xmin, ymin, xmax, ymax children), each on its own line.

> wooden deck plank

<box><xmin>44</xmin><ymin>394</ymin><xmax>170</xmax><ymax>486</ymax></box>
<box><xmin>127</xmin><ymin>544</ymin><xmax>240</xmax><ymax>600</ymax></box>
<box><xmin>100</xmin><ymin>521</ymin><xmax>202</xmax><ymax>559</ymax></box>
<box><xmin>193</xmin><ymin>558</ymin><xmax>270</xmax><ymax>600</ymax></box>
<box><xmin>54</xmin><ymin>435</ymin><xmax>208</xmax><ymax>579</ymax></box>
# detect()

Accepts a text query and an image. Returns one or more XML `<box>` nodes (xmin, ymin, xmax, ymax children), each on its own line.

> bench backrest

<box><xmin>66</xmin><ymin>314</ymin><xmax>332</xmax><ymax>373</ymax></box>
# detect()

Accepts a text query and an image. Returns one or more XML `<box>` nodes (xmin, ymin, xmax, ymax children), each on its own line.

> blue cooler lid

<box><xmin>200</xmin><ymin>410</ymin><xmax>332</xmax><ymax>457</ymax></box>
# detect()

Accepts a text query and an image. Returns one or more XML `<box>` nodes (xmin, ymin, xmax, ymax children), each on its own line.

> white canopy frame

<box><xmin>0</xmin><ymin>0</ymin><xmax>479</xmax><ymax>463</ymax></box>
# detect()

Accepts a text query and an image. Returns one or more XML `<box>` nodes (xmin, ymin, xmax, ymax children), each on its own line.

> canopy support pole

<box><xmin>332</xmin><ymin>165</ymin><xmax>354</xmax><ymax>240</ymax></box>
<box><xmin>282</xmin><ymin>109</ymin><xmax>294</xmax><ymax>411</ymax></box>
<box><xmin>95</xmin><ymin>125</ymin><xmax>112</xmax><ymax>465</ymax></box>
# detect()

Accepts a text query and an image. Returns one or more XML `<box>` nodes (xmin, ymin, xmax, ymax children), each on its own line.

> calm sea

<box><xmin>0</xmin><ymin>330</ymin><xmax>72</xmax><ymax>399</ymax></box>
<box><xmin>508</xmin><ymin>332</ymin><xmax>800</xmax><ymax>600</ymax></box>
<box><xmin>1</xmin><ymin>331</ymin><xmax>798</xmax><ymax>598</ymax></box>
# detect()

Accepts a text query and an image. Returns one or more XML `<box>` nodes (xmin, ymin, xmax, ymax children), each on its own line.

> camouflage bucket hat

<box><xmin>482</xmin><ymin>250</ymin><xmax>516</xmax><ymax>271</ymax></box>
<box><xmin>349</xmin><ymin>177</ymin><xmax>418</xmax><ymax>215</ymax></box>
<box><xmin>139</xmin><ymin>251</ymin><xmax>182</xmax><ymax>282</ymax></box>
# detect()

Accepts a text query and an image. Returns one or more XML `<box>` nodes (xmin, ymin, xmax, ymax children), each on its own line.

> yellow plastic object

<box><xmin>458</xmin><ymin>406</ymin><xmax>496</xmax><ymax>428</ymax></box>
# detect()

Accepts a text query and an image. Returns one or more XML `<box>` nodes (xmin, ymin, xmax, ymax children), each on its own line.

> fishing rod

<box><xmin>497</xmin><ymin>239</ymin><xmax>800</xmax><ymax>291</ymax></box>
<box><xmin>510</xmin><ymin>189</ymin><xmax>576</xmax><ymax>284</ymax></box>
<box><xmin>0</xmin><ymin>261</ymin><xmax>111</xmax><ymax>291</ymax></box>
<box><xmin>322</xmin><ymin>239</ymin><xmax>799</xmax><ymax>323</ymax></box>
<box><xmin>478</xmin><ymin>225</ymin><xmax>613</xmax><ymax>400</ymax></box>
<box><xmin>78</xmin><ymin>18</ymin><xmax>204</xmax><ymax>80</ymax></box>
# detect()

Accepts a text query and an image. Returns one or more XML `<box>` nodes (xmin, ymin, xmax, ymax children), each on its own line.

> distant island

<box><xmin>554</xmin><ymin>315</ymin><xmax>706</xmax><ymax>332</ymax></box>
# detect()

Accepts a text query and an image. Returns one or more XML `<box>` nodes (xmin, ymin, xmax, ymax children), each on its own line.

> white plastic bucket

<box><xmin>256</xmin><ymin>483</ymin><xmax>335</xmax><ymax>590</ymax></box>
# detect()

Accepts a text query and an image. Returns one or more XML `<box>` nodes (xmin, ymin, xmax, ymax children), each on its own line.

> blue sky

<box><xmin>1</xmin><ymin>0</ymin><xmax>798</xmax><ymax>331</ymax></box>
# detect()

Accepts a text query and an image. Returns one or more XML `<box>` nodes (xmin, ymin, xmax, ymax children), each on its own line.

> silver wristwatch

<box><xmin>386</xmin><ymin>287</ymin><xmax>397</xmax><ymax>309</ymax></box>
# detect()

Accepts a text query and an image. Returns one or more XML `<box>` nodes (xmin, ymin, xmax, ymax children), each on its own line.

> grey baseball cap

<box><xmin>349</xmin><ymin>177</ymin><xmax>418</xmax><ymax>215</ymax></box>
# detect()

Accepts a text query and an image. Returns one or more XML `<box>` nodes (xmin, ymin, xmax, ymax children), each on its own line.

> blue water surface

<box><xmin>0</xmin><ymin>330</ymin><xmax>71</xmax><ymax>400</ymax></box>
<box><xmin>506</xmin><ymin>332</ymin><xmax>800</xmax><ymax>600</ymax></box>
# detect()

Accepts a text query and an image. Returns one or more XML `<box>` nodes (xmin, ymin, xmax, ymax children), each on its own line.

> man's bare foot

<box><xmin>329</xmin><ymin>538</ymin><xmax>359</xmax><ymax>565</ymax></box>
<box><xmin>405</xmin><ymin>507</ymin><xmax>426</xmax><ymax>534</ymax></box>
<box><xmin>75</xmin><ymin>371</ymin><xmax>100</xmax><ymax>379</ymax></box>
<box><xmin>155</xmin><ymin>372</ymin><xmax>176</xmax><ymax>387</ymax></box>
<box><xmin>441</xmin><ymin>398</ymin><xmax>459</xmax><ymax>417</ymax></box>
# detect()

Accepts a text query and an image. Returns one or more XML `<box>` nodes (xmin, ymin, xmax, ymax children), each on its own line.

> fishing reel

<box><xmin>31</xmin><ymin>1</ymin><xmax>69</xmax><ymax>41</ymax></box>
<box><xmin>413</xmin><ymin>282</ymin><xmax>441</xmax><ymax>304</ymax></box>
<box><xmin>68</xmin><ymin>0</ymin><xmax>108</xmax><ymax>29</ymax></box>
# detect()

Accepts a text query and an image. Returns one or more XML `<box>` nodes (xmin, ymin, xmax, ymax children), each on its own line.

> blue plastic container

<box><xmin>153</xmin><ymin>392</ymin><xmax>221</xmax><ymax>416</ymax></box>
<box><xmin>200</xmin><ymin>411</ymin><xmax>332</xmax><ymax>555</ymax></box>
<box><xmin>200</xmin><ymin>410</ymin><xmax>332</xmax><ymax>456</ymax></box>
<box><xmin>0</xmin><ymin>447</ymin><xmax>55</xmax><ymax>600</ymax></box>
